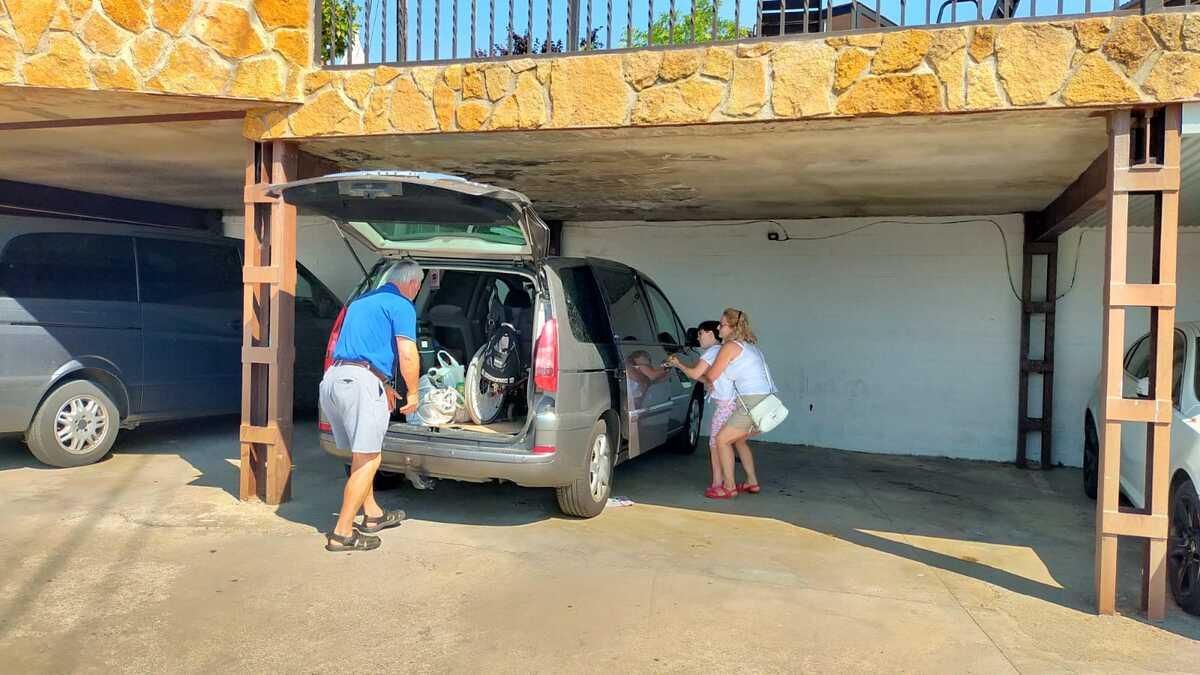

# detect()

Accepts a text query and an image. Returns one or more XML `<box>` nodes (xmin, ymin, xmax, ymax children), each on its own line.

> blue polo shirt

<box><xmin>332</xmin><ymin>284</ymin><xmax>417</xmax><ymax>378</ymax></box>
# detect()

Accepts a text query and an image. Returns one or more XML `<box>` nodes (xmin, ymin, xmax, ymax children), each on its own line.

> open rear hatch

<box><xmin>267</xmin><ymin>171</ymin><xmax>549</xmax><ymax>262</ymax></box>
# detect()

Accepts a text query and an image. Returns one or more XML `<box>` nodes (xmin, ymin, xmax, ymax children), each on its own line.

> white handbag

<box><xmin>734</xmin><ymin>347</ymin><xmax>789</xmax><ymax>434</ymax></box>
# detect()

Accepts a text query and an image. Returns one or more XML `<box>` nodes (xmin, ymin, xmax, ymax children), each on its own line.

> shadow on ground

<box><xmin>3</xmin><ymin>416</ymin><xmax>1198</xmax><ymax>639</ymax></box>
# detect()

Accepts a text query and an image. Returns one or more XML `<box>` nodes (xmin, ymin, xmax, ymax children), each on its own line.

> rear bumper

<box><xmin>320</xmin><ymin>422</ymin><xmax>594</xmax><ymax>488</ymax></box>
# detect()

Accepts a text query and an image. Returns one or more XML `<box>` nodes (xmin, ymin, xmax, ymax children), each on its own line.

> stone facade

<box><xmin>248</xmin><ymin>14</ymin><xmax>1200</xmax><ymax>140</ymax></box>
<box><xmin>0</xmin><ymin>0</ymin><xmax>311</xmax><ymax>100</ymax></box>
<box><xmin>3</xmin><ymin>4</ymin><xmax>1198</xmax><ymax>137</ymax></box>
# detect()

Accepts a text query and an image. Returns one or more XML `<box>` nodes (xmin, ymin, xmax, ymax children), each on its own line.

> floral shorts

<box><xmin>709</xmin><ymin>398</ymin><xmax>737</xmax><ymax>449</ymax></box>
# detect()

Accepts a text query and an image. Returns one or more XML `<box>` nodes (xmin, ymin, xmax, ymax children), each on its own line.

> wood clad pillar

<box><xmin>240</xmin><ymin>140</ymin><xmax>299</xmax><ymax>504</ymax></box>
<box><xmin>1095</xmin><ymin>105</ymin><xmax>1180</xmax><ymax>621</ymax></box>
<box><xmin>1015</xmin><ymin>231</ymin><xmax>1057</xmax><ymax>469</ymax></box>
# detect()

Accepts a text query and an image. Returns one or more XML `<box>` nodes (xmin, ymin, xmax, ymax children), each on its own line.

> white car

<box><xmin>1084</xmin><ymin>321</ymin><xmax>1200</xmax><ymax>615</ymax></box>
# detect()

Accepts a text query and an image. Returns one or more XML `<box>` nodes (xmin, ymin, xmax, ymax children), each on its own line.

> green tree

<box><xmin>626</xmin><ymin>0</ymin><xmax>752</xmax><ymax>47</ymax></box>
<box><xmin>321</xmin><ymin>0</ymin><xmax>361</xmax><ymax>63</ymax></box>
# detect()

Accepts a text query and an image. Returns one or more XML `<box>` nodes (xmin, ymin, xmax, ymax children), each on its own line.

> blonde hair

<box><xmin>722</xmin><ymin>307</ymin><xmax>757</xmax><ymax>344</ymax></box>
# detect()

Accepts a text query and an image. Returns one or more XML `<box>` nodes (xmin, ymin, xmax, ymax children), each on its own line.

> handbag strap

<box><xmin>730</xmin><ymin>343</ymin><xmax>777</xmax><ymax>411</ymax></box>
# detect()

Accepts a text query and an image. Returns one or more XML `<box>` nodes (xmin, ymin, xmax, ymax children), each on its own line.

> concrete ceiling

<box><xmin>0</xmin><ymin>85</ymin><xmax>260</xmax><ymax>124</ymax></box>
<box><xmin>0</xmin><ymin>86</ymin><xmax>269</xmax><ymax>210</ymax></box>
<box><xmin>0</xmin><ymin>102</ymin><xmax>1125</xmax><ymax>220</ymax></box>
<box><xmin>300</xmin><ymin>108</ymin><xmax>1111</xmax><ymax>221</ymax></box>
<box><xmin>0</xmin><ymin>117</ymin><xmax>248</xmax><ymax>209</ymax></box>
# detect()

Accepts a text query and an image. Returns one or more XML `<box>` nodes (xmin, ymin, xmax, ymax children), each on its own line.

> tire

<box><xmin>1083</xmin><ymin>415</ymin><xmax>1099</xmax><ymax>500</ymax></box>
<box><xmin>26</xmin><ymin>380</ymin><xmax>120</xmax><ymax>467</ymax></box>
<box><xmin>556</xmin><ymin>420</ymin><xmax>612</xmax><ymax>518</ymax></box>
<box><xmin>668</xmin><ymin>394</ymin><xmax>704</xmax><ymax>455</ymax></box>
<box><xmin>1168</xmin><ymin>477</ymin><xmax>1200</xmax><ymax>616</ymax></box>
<box><xmin>465</xmin><ymin>345</ymin><xmax>505</xmax><ymax>425</ymax></box>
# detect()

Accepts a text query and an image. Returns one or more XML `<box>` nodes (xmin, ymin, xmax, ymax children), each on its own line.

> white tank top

<box><xmin>722</xmin><ymin>341</ymin><xmax>774</xmax><ymax>396</ymax></box>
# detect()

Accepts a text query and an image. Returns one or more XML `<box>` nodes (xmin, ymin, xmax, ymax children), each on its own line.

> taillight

<box><xmin>533</xmin><ymin>318</ymin><xmax>558</xmax><ymax>393</ymax></box>
<box><xmin>319</xmin><ymin>305</ymin><xmax>349</xmax><ymax>433</ymax></box>
<box><xmin>532</xmin><ymin>445</ymin><xmax>556</xmax><ymax>455</ymax></box>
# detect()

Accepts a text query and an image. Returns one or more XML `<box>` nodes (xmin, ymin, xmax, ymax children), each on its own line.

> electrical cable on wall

<box><xmin>574</xmin><ymin>218</ymin><xmax>1095</xmax><ymax>305</ymax></box>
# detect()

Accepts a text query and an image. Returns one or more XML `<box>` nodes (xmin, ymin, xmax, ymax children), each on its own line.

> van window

<box><xmin>0</xmin><ymin>233</ymin><xmax>136</xmax><ymax>301</ymax></box>
<box><xmin>643</xmin><ymin>282</ymin><xmax>684</xmax><ymax>346</ymax></box>
<box><xmin>137</xmin><ymin>238</ymin><xmax>241</xmax><ymax>308</ymax></box>
<box><xmin>557</xmin><ymin>265</ymin><xmax>610</xmax><ymax>344</ymax></box>
<box><xmin>592</xmin><ymin>266</ymin><xmax>652</xmax><ymax>343</ymax></box>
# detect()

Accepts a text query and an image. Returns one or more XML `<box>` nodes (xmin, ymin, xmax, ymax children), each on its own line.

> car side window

<box><xmin>592</xmin><ymin>266</ymin><xmax>653</xmax><ymax>343</ymax></box>
<box><xmin>0</xmin><ymin>232</ymin><xmax>136</xmax><ymax>302</ymax></box>
<box><xmin>137</xmin><ymin>238</ymin><xmax>241</xmax><ymax>309</ymax></box>
<box><xmin>1172</xmin><ymin>330</ymin><xmax>1186</xmax><ymax>407</ymax></box>
<box><xmin>557</xmin><ymin>265</ymin><xmax>611</xmax><ymax>344</ymax></box>
<box><xmin>1125</xmin><ymin>336</ymin><xmax>1152</xmax><ymax>380</ymax></box>
<box><xmin>643</xmin><ymin>281</ymin><xmax>683</xmax><ymax>346</ymax></box>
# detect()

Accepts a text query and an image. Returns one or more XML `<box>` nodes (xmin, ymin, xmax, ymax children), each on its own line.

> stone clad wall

<box><xmin>0</xmin><ymin>0</ymin><xmax>312</xmax><ymax>100</ymax></box>
<box><xmin>249</xmin><ymin>13</ymin><xmax>1200</xmax><ymax>139</ymax></box>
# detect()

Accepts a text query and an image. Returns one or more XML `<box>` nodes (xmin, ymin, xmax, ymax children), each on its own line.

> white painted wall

<box><xmin>564</xmin><ymin>216</ymin><xmax>1200</xmax><ymax>466</ymax></box>
<box><xmin>222</xmin><ymin>214</ymin><xmax>379</xmax><ymax>301</ymax></box>
<box><xmin>222</xmin><ymin>209</ymin><xmax>1200</xmax><ymax>467</ymax></box>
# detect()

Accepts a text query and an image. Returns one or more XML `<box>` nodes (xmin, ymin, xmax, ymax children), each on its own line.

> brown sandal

<box><xmin>355</xmin><ymin>509</ymin><xmax>407</xmax><ymax>534</ymax></box>
<box><xmin>325</xmin><ymin>530</ymin><xmax>381</xmax><ymax>552</ymax></box>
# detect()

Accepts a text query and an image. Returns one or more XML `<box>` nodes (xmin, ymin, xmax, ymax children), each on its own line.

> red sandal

<box><xmin>737</xmin><ymin>482</ymin><xmax>761</xmax><ymax>494</ymax></box>
<box><xmin>706</xmin><ymin>486</ymin><xmax>738</xmax><ymax>500</ymax></box>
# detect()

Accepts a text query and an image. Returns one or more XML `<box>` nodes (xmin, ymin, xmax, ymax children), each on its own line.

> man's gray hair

<box><xmin>384</xmin><ymin>259</ymin><xmax>422</xmax><ymax>286</ymax></box>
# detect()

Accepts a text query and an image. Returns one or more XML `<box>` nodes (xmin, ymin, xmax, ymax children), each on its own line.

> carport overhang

<box><xmin>0</xmin><ymin>90</ymin><xmax>1188</xmax><ymax>621</ymax></box>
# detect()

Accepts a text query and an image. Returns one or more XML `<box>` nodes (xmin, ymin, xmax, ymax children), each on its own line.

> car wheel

<box><xmin>556</xmin><ymin>420</ymin><xmax>612</xmax><ymax>518</ymax></box>
<box><xmin>26</xmin><ymin>380</ymin><xmax>120</xmax><ymax>468</ymax></box>
<box><xmin>669</xmin><ymin>394</ymin><xmax>703</xmax><ymax>455</ymax></box>
<box><xmin>1169</xmin><ymin>477</ymin><xmax>1200</xmax><ymax>616</ymax></box>
<box><xmin>1083</xmin><ymin>415</ymin><xmax>1099</xmax><ymax>500</ymax></box>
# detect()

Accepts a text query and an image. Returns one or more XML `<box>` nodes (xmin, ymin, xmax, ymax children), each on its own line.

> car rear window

<box><xmin>557</xmin><ymin>265</ymin><xmax>610</xmax><ymax>344</ymax></box>
<box><xmin>0</xmin><ymin>232</ymin><xmax>136</xmax><ymax>302</ymax></box>
<box><xmin>592</xmin><ymin>266</ymin><xmax>653</xmax><ymax>343</ymax></box>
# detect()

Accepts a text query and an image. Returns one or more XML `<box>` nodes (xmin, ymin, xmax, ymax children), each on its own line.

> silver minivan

<box><xmin>274</xmin><ymin>172</ymin><xmax>704</xmax><ymax>517</ymax></box>
<box><xmin>0</xmin><ymin>216</ymin><xmax>341</xmax><ymax>467</ymax></box>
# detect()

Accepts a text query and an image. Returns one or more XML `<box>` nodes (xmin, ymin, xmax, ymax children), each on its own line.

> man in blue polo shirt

<box><xmin>320</xmin><ymin>260</ymin><xmax>422</xmax><ymax>552</ymax></box>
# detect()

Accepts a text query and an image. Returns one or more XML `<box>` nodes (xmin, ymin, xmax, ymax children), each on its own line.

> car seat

<box><xmin>502</xmin><ymin>288</ymin><xmax>533</xmax><ymax>355</ymax></box>
<box><xmin>427</xmin><ymin>304</ymin><xmax>475</xmax><ymax>364</ymax></box>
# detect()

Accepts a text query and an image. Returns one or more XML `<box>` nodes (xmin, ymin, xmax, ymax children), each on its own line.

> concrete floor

<box><xmin>0</xmin><ymin>418</ymin><xmax>1197</xmax><ymax>673</ymax></box>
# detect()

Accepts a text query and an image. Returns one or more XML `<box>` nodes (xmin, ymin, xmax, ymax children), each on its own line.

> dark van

<box><xmin>0</xmin><ymin>216</ymin><xmax>341</xmax><ymax>467</ymax></box>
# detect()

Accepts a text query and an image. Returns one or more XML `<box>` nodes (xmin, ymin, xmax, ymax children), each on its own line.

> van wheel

<box><xmin>669</xmin><ymin>394</ymin><xmax>703</xmax><ymax>455</ymax></box>
<box><xmin>1169</xmin><ymin>477</ymin><xmax>1200</xmax><ymax>616</ymax></box>
<box><xmin>26</xmin><ymin>380</ymin><xmax>120</xmax><ymax>467</ymax></box>
<box><xmin>556</xmin><ymin>420</ymin><xmax>612</xmax><ymax>518</ymax></box>
<box><xmin>1083</xmin><ymin>415</ymin><xmax>1099</xmax><ymax>500</ymax></box>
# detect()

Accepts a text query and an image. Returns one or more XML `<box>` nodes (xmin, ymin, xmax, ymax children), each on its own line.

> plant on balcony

<box><xmin>321</xmin><ymin>0</ymin><xmax>361</xmax><ymax>63</ymax></box>
<box><xmin>628</xmin><ymin>0</ymin><xmax>751</xmax><ymax>47</ymax></box>
<box><xmin>474</xmin><ymin>28</ymin><xmax>604</xmax><ymax>57</ymax></box>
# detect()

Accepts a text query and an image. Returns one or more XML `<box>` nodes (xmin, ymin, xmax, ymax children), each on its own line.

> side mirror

<box><xmin>1136</xmin><ymin>377</ymin><xmax>1151</xmax><ymax>397</ymax></box>
<box><xmin>685</xmin><ymin>327</ymin><xmax>700</xmax><ymax>348</ymax></box>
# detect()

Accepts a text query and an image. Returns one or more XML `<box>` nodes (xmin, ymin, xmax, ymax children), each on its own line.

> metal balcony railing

<box><xmin>318</xmin><ymin>0</ymin><xmax>1197</xmax><ymax>66</ymax></box>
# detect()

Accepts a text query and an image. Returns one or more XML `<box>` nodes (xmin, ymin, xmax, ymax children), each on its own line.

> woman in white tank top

<box><xmin>702</xmin><ymin>307</ymin><xmax>776</xmax><ymax>498</ymax></box>
<box><xmin>668</xmin><ymin>320</ymin><xmax>752</xmax><ymax>496</ymax></box>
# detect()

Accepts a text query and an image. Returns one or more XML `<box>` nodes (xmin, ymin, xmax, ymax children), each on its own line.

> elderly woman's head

<box><xmin>719</xmin><ymin>308</ymin><xmax>757</xmax><ymax>344</ymax></box>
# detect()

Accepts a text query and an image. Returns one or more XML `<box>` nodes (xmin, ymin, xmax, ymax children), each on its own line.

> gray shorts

<box><xmin>319</xmin><ymin>365</ymin><xmax>391</xmax><ymax>454</ymax></box>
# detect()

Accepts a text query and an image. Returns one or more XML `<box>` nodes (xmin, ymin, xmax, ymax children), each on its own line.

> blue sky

<box><xmin>336</xmin><ymin>0</ymin><xmax>1122</xmax><ymax>64</ymax></box>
